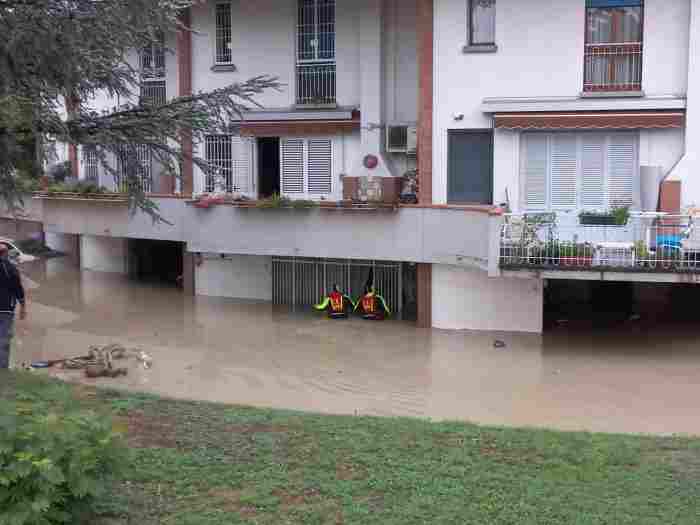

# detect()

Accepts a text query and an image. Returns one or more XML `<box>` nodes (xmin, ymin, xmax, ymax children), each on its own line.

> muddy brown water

<box><xmin>11</xmin><ymin>258</ymin><xmax>700</xmax><ymax>436</ymax></box>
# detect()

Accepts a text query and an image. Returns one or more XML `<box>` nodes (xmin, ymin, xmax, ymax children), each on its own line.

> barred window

<box><xmin>82</xmin><ymin>147</ymin><xmax>99</xmax><ymax>182</ymax></box>
<box><xmin>215</xmin><ymin>3</ymin><xmax>233</xmax><ymax>64</ymax></box>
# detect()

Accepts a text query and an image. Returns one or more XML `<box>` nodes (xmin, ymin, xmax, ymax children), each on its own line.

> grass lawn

<box><xmin>2</xmin><ymin>371</ymin><xmax>699</xmax><ymax>524</ymax></box>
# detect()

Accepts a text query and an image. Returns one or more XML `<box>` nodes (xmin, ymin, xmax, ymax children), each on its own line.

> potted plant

<box><xmin>579</xmin><ymin>206</ymin><xmax>630</xmax><ymax>226</ymax></box>
<box><xmin>558</xmin><ymin>242</ymin><xmax>594</xmax><ymax>268</ymax></box>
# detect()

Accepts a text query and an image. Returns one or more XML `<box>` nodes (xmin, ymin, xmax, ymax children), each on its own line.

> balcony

<box><xmin>296</xmin><ymin>62</ymin><xmax>336</xmax><ymax>107</ymax></box>
<box><xmin>583</xmin><ymin>42</ymin><xmax>642</xmax><ymax>93</ymax></box>
<box><xmin>499</xmin><ymin>213</ymin><xmax>700</xmax><ymax>280</ymax></box>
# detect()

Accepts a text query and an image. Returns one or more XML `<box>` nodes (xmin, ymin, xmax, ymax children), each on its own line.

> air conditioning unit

<box><xmin>386</xmin><ymin>125</ymin><xmax>417</xmax><ymax>155</ymax></box>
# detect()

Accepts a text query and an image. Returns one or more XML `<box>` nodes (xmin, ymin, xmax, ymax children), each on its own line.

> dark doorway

<box><xmin>447</xmin><ymin>130</ymin><xmax>493</xmax><ymax>204</ymax></box>
<box><xmin>128</xmin><ymin>239</ymin><xmax>183</xmax><ymax>288</ymax></box>
<box><xmin>258</xmin><ymin>137</ymin><xmax>280</xmax><ymax>198</ymax></box>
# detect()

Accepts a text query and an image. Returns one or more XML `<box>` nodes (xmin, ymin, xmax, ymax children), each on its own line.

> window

<box><xmin>82</xmin><ymin>147</ymin><xmax>99</xmax><ymax>182</ymax></box>
<box><xmin>281</xmin><ymin>138</ymin><xmax>332</xmax><ymax>196</ymax></box>
<box><xmin>468</xmin><ymin>0</ymin><xmax>496</xmax><ymax>47</ymax></box>
<box><xmin>116</xmin><ymin>145</ymin><xmax>153</xmax><ymax>193</ymax></box>
<box><xmin>215</xmin><ymin>3</ymin><xmax>233</xmax><ymax>65</ymax></box>
<box><xmin>140</xmin><ymin>32</ymin><xmax>165</xmax><ymax>80</ymax></box>
<box><xmin>296</xmin><ymin>0</ymin><xmax>336</xmax><ymax>105</ymax></box>
<box><xmin>204</xmin><ymin>135</ymin><xmax>253</xmax><ymax>193</ymax></box>
<box><xmin>140</xmin><ymin>81</ymin><xmax>166</xmax><ymax>107</ymax></box>
<box><xmin>584</xmin><ymin>0</ymin><xmax>643</xmax><ymax>92</ymax></box>
<box><xmin>522</xmin><ymin>132</ymin><xmax>638</xmax><ymax>212</ymax></box>
<box><xmin>447</xmin><ymin>130</ymin><xmax>493</xmax><ymax>204</ymax></box>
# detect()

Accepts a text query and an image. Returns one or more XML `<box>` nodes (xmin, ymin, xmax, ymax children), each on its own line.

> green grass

<box><xmin>2</xmin><ymin>371</ymin><xmax>699</xmax><ymax>524</ymax></box>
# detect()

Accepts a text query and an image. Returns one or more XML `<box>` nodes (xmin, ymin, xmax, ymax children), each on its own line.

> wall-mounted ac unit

<box><xmin>386</xmin><ymin>125</ymin><xmax>417</xmax><ymax>155</ymax></box>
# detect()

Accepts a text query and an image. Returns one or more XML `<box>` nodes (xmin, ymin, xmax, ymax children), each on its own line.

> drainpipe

<box><xmin>416</xmin><ymin>0</ymin><xmax>433</xmax><ymax>329</ymax></box>
<box><xmin>177</xmin><ymin>8</ymin><xmax>193</xmax><ymax>196</ymax></box>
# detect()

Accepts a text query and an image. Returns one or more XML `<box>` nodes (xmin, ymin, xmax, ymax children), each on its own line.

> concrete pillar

<box><xmin>79</xmin><ymin>235</ymin><xmax>127</xmax><ymax>274</ymax></box>
<box><xmin>416</xmin><ymin>262</ymin><xmax>432</xmax><ymax>328</ymax></box>
<box><xmin>182</xmin><ymin>246</ymin><xmax>195</xmax><ymax>296</ymax></box>
<box><xmin>177</xmin><ymin>8</ymin><xmax>193</xmax><ymax>196</ymax></box>
<box><xmin>417</xmin><ymin>0</ymin><xmax>433</xmax><ymax>204</ymax></box>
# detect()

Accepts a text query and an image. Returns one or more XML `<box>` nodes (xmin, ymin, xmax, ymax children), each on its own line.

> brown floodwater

<box><xmin>10</xmin><ymin>258</ymin><xmax>700</xmax><ymax>436</ymax></box>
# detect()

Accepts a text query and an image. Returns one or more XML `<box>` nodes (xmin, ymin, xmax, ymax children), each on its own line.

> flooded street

<box><xmin>11</xmin><ymin>258</ymin><xmax>700</xmax><ymax>436</ymax></box>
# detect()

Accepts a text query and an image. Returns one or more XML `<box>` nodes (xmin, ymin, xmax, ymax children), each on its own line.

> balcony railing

<box><xmin>296</xmin><ymin>62</ymin><xmax>336</xmax><ymax>106</ymax></box>
<box><xmin>583</xmin><ymin>42</ymin><xmax>642</xmax><ymax>92</ymax></box>
<box><xmin>500</xmin><ymin>213</ymin><xmax>700</xmax><ymax>273</ymax></box>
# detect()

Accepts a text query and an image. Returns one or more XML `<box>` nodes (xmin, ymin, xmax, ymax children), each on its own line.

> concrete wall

<box><xmin>433</xmin><ymin>0</ymin><xmax>692</xmax><ymax>205</ymax></box>
<box><xmin>432</xmin><ymin>264</ymin><xmax>543</xmax><ymax>333</ymax></box>
<box><xmin>185</xmin><ymin>206</ymin><xmax>492</xmax><ymax>268</ymax></box>
<box><xmin>45</xmin><ymin>233</ymin><xmax>79</xmax><ymax>255</ymax></box>
<box><xmin>80</xmin><ymin>235</ymin><xmax>128</xmax><ymax>274</ymax></box>
<box><xmin>195</xmin><ymin>254</ymin><xmax>273</xmax><ymax>301</ymax></box>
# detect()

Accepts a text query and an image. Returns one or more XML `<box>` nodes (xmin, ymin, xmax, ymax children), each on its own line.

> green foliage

<box><xmin>46</xmin><ymin>180</ymin><xmax>110</xmax><ymax>195</ymax></box>
<box><xmin>255</xmin><ymin>193</ymin><xmax>291</xmax><ymax>208</ymax></box>
<box><xmin>0</xmin><ymin>394</ymin><xmax>126</xmax><ymax>525</ymax></box>
<box><xmin>255</xmin><ymin>194</ymin><xmax>318</xmax><ymax>209</ymax></box>
<box><xmin>579</xmin><ymin>206</ymin><xmax>630</xmax><ymax>226</ymax></box>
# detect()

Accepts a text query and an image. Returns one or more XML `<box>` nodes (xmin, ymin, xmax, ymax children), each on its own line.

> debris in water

<box><xmin>47</xmin><ymin>343</ymin><xmax>152</xmax><ymax>378</ymax></box>
<box><xmin>628</xmin><ymin>313</ymin><xmax>641</xmax><ymax>322</ymax></box>
<box><xmin>493</xmin><ymin>340</ymin><xmax>506</xmax><ymax>349</ymax></box>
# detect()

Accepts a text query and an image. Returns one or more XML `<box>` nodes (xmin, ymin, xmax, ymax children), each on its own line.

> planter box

<box><xmin>579</xmin><ymin>214</ymin><xmax>618</xmax><ymax>226</ymax></box>
<box><xmin>560</xmin><ymin>256</ymin><xmax>593</xmax><ymax>268</ymax></box>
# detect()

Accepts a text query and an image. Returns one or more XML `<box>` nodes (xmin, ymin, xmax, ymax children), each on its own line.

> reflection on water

<box><xmin>13</xmin><ymin>258</ymin><xmax>700</xmax><ymax>435</ymax></box>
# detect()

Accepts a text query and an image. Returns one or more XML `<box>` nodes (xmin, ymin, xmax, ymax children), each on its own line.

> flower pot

<box><xmin>560</xmin><ymin>256</ymin><xmax>593</xmax><ymax>268</ymax></box>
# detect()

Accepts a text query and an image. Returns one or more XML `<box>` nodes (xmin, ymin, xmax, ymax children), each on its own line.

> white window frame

<box><xmin>280</xmin><ymin>137</ymin><xmax>334</xmax><ymax>200</ymax></box>
<box><xmin>203</xmin><ymin>134</ymin><xmax>255</xmax><ymax>196</ymax></box>
<box><xmin>520</xmin><ymin>131</ymin><xmax>639</xmax><ymax>213</ymax></box>
<box><xmin>214</xmin><ymin>2</ymin><xmax>233</xmax><ymax>66</ymax></box>
<box><xmin>466</xmin><ymin>0</ymin><xmax>497</xmax><ymax>51</ymax></box>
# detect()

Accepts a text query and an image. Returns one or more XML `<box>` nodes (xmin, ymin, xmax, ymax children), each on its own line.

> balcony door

<box><xmin>296</xmin><ymin>0</ymin><xmax>336</xmax><ymax>106</ymax></box>
<box><xmin>447</xmin><ymin>130</ymin><xmax>493</xmax><ymax>205</ymax></box>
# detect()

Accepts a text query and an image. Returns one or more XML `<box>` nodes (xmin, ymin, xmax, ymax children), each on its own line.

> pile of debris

<box><xmin>46</xmin><ymin>343</ymin><xmax>153</xmax><ymax>378</ymax></box>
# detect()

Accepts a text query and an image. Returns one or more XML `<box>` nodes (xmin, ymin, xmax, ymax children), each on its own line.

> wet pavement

<box><xmin>10</xmin><ymin>258</ymin><xmax>700</xmax><ymax>436</ymax></box>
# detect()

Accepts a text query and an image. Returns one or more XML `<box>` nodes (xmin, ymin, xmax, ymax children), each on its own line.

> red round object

<box><xmin>363</xmin><ymin>154</ymin><xmax>379</xmax><ymax>170</ymax></box>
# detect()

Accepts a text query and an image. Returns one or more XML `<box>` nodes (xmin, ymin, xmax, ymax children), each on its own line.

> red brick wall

<box><xmin>658</xmin><ymin>179</ymin><xmax>681</xmax><ymax>214</ymax></box>
<box><xmin>417</xmin><ymin>0</ymin><xmax>433</xmax><ymax>206</ymax></box>
<box><xmin>177</xmin><ymin>9</ymin><xmax>193</xmax><ymax>195</ymax></box>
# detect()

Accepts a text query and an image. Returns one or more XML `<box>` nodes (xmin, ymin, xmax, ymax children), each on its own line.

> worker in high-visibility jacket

<box><xmin>314</xmin><ymin>285</ymin><xmax>355</xmax><ymax>319</ymax></box>
<box><xmin>354</xmin><ymin>285</ymin><xmax>391</xmax><ymax>321</ymax></box>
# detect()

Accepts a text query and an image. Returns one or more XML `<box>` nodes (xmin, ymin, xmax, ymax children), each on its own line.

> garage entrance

<box><xmin>128</xmin><ymin>239</ymin><xmax>184</xmax><ymax>288</ymax></box>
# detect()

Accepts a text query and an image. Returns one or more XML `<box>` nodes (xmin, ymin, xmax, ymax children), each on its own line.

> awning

<box><xmin>239</xmin><ymin>109</ymin><xmax>361</xmax><ymax>137</ymax></box>
<box><xmin>240</xmin><ymin>119</ymin><xmax>360</xmax><ymax>137</ymax></box>
<box><xmin>493</xmin><ymin>110</ymin><xmax>685</xmax><ymax>130</ymax></box>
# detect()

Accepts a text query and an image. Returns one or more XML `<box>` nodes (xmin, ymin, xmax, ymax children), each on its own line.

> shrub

<box><xmin>0</xmin><ymin>401</ymin><xmax>126</xmax><ymax>525</ymax></box>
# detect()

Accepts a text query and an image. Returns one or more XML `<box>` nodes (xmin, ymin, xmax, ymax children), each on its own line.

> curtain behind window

<box><xmin>470</xmin><ymin>0</ymin><xmax>495</xmax><ymax>45</ymax></box>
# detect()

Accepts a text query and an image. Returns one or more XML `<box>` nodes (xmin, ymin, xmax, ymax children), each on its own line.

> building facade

<box><xmin>35</xmin><ymin>0</ymin><xmax>700</xmax><ymax>333</ymax></box>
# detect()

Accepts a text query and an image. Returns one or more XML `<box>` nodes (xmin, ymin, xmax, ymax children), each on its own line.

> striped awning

<box><xmin>493</xmin><ymin>110</ymin><xmax>685</xmax><ymax>130</ymax></box>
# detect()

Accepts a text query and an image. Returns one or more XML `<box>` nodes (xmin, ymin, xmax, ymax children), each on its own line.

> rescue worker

<box><xmin>314</xmin><ymin>285</ymin><xmax>355</xmax><ymax>319</ymax></box>
<box><xmin>354</xmin><ymin>284</ymin><xmax>391</xmax><ymax>321</ymax></box>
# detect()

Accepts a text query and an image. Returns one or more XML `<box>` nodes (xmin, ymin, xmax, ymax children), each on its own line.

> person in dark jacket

<box><xmin>0</xmin><ymin>243</ymin><xmax>26</xmax><ymax>369</ymax></box>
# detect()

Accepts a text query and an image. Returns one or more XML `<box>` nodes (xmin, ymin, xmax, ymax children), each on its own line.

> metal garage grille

<box><xmin>272</xmin><ymin>257</ymin><xmax>402</xmax><ymax>316</ymax></box>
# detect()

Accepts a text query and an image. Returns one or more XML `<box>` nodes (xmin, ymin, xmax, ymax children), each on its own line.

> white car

<box><xmin>0</xmin><ymin>239</ymin><xmax>37</xmax><ymax>264</ymax></box>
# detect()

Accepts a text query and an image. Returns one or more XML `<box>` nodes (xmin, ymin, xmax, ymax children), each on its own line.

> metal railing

<box><xmin>583</xmin><ymin>42</ymin><xmax>642</xmax><ymax>92</ymax></box>
<box><xmin>500</xmin><ymin>214</ymin><xmax>700</xmax><ymax>272</ymax></box>
<box><xmin>296</xmin><ymin>62</ymin><xmax>336</xmax><ymax>106</ymax></box>
<box><xmin>272</xmin><ymin>257</ymin><xmax>402</xmax><ymax>315</ymax></box>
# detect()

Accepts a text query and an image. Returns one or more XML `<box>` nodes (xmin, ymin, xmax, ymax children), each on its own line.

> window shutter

<box><xmin>522</xmin><ymin>134</ymin><xmax>547</xmax><ymax>210</ymax></box>
<box><xmin>307</xmin><ymin>139</ymin><xmax>332</xmax><ymax>194</ymax></box>
<box><xmin>607</xmin><ymin>135</ymin><xmax>635</xmax><ymax>207</ymax></box>
<box><xmin>281</xmin><ymin>139</ymin><xmax>305</xmax><ymax>194</ymax></box>
<box><xmin>231</xmin><ymin>136</ymin><xmax>252</xmax><ymax>193</ymax></box>
<box><xmin>550</xmin><ymin>134</ymin><xmax>578</xmax><ymax>209</ymax></box>
<box><xmin>581</xmin><ymin>135</ymin><xmax>605</xmax><ymax>209</ymax></box>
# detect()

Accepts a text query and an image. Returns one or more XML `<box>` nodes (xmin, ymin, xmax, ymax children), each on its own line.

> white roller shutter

<box><xmin>307</xmin><ymin>139</ymin><xmax>332</xmax><ymax>194</ymax></box>
<box><xmin>523</xmin><ymin>134</ymin><xmax>548</xmax><ymax>210</ymax></box>
<box><xmin>607</xmin><ymin>135</ymin><xmax>636</xmax><ymax>208</ymax></box>
<box><xmin>550</xmin><ymin>134</ymin><xmax>578</xmax><ymax>209</ymax></box>
<box><xmin>581</xmin><ymin>135</ymin><xmax>605</xmax><ymax>209</ymax></box>
<box><xmin>281</xmin><ymin>139</ymin><xmax>305</xmax><ymax>194</ymax></box>
<box><xmin>231</xmin><ymin>136</ymin><xmax>253</xmax><ymax>193</ymax></box>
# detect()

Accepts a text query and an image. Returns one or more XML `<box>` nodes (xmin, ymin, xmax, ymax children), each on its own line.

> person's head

<box><xmin>0</xmin><ymin>244</ymin><xmax>9</xmax><ymax>260</ymax></box>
